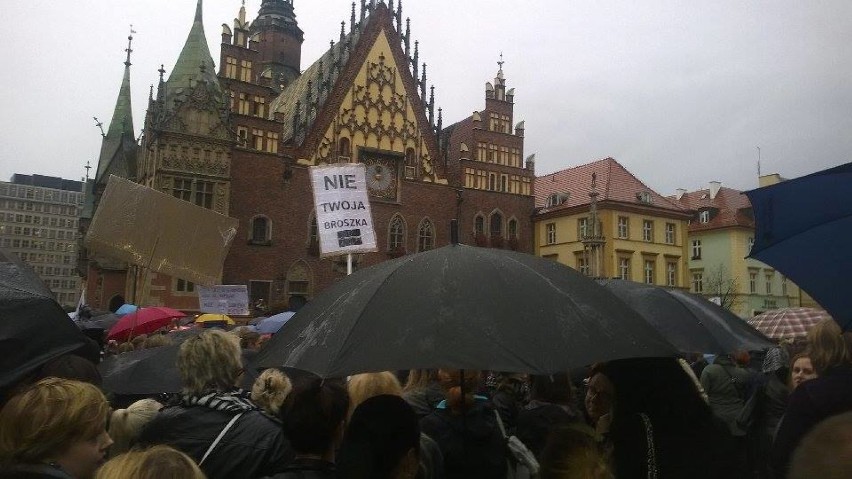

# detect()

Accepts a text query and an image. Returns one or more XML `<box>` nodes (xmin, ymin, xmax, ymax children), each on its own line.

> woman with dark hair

<box><xmin>419</xmin><ymin>369</ymin><xmax>506</xmax><ymax>479</ymax></box>
<box><xmin>337</xmin><ymin>395</ymin><xmax>420</xmax><ymax>479</ymax></box>
<box><xmin>605</xmin><ymin>357</ymin><xmax>737</xmax><ymax>478</ymax></box>
<box><xmin>771</xmin><ymin>319</ymin><xmax>852</xmax><ymax>477</ymax></box>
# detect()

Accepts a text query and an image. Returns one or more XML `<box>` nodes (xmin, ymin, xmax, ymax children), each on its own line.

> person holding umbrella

<box><xmin>137</xmin><ymin>330</ymin><xmax>292</xmax><ymax>479</ymax></box>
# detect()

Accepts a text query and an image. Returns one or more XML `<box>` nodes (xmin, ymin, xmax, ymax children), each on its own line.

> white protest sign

<box><xmin>197</xmin><ymin>285</ymin><xmax>249</xmax><ymax>315</ymax></box>
<box><xmin>310</xmin><ymin>163</ymin><xmax>378</xmax><ymax>257</ymax></box>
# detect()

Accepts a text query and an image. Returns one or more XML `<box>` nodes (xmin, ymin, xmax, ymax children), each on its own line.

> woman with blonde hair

<box><xmin>96</xmin><ymin>445</ymin><xmax>205</xmax><ymax>479</ymax></box>
<box><xmin>772</xmin><ymin>318</ymin><xmax>852</xmax><ymax>477</ymax></box>
<box><xmin>0</xmin><ymin>377</ymin><xmax>113</xmax><ymax>478</ymax></box>
<box><xmin>402</xmin><ymin>370</ymin><xmax>443</xmax><ymax>418</ymax></box>
<box><xmin>347</xmin><ymin>372</ymin><xmax>402</xmax><ymax>419</ymax></box>
<box><xmin>251</xmin><ymin>368</ymin><xmax>292</xmax><ymax>416</ymax></box>
<box><xmin>137</xmin><ymin>330</ymin><xmax>291</xmax><ymax>479</ymax></box>
<box><xmin>107</xmin><ymin>399</ymin><xmax>163</xmax><ymax>456</ymax></box>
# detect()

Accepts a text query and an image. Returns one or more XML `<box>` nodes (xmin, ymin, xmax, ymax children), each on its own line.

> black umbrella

<box><xmin>253</xmin><ymin>244</ymin><xmax>676</xmax><ymax>377</ymax></box>
<box><xmin>0</xmin><ymin>248</ymin><xmax>89</xmax><ymax>393</ymax></box>
<box><xmin>99</xmin><ymin>331</ymin><xmax>258</xmax><ymax>395</ymax></box>
<box><xmin>598</xmin><ymin>279</ymin><xmax>774</xmax><ymax>354</ymax></box>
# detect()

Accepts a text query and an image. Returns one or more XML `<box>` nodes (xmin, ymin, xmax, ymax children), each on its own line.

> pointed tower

<box><xmin>251</xmin><ymin>0</ymin><xmax>304</xmax><ymax>88</ymax></box>
<box><xmin>83</xmin><ymin>31</ymin><xmax>139</xmax><ymax>311</ymax></box>
<box><xmin>137</xmin><ymin>0</ymin><xmax>234</xmax><ymax>308</ymax></box>
<box><xmin>94</xmin><ymin>33</ymin><xmax>138</xmax><ymax>193</ymax></box>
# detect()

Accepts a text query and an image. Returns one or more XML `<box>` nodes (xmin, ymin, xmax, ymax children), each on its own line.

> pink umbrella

<box><xmin>748</xmin><ymin>307</ymin><xmax>830</xmax><ymax>340</ymax></box>
<box><xmin>108</xmin><ymin>307</ymin><xmax>187</xmax><ymax>342</ymax></box>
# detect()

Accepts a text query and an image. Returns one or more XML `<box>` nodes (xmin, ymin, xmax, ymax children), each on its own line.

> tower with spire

<box><xmin>135</xmin><ymin>0</ymin><xmax>235</xmax><ymax>308</ymax></box>
<box><xmin>81</xmin><ymin>27</ymin><xmax>140</xmax><ymax>310</ymax></box>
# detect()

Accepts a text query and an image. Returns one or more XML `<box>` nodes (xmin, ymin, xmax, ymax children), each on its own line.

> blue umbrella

<box><xmin>745</xmin><ymin>162</ymin><xmax>852</xmax><ymax>331</ymax></box>
<box><xmin>115</xmin><ymin>303</ymin><xmax>138</xmax><ymax>316</ymax></box>
<box><xmin>256</xmin><ymin>311</ymin><xmax>295</xmax><ymax>334</ymax></box>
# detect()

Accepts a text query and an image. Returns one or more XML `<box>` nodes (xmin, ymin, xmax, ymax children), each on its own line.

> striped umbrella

<box><xmin>748</xmin><ymin>307</ymin><xmax>830</xmax><ymax>339</ymax></box>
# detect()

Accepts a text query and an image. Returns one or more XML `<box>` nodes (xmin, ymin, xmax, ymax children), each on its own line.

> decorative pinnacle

<box><xmin>124</xmin><ymin>25</ymin><xmax>136</xmax><ymax>67</ymax></box>
<box><xmin>158</xmin><ymin>64</ymin><xmax>166</xmax><ymax>83</ymax></box>
<box><xmin>84</xmin><ymin>161</ymin><xmax>92</xmax><ymax>180</ymax></box>
<box><xmin>497</xmin><ymin>52</ymin><xmax>504</xmax><ymax>71</ymax></box>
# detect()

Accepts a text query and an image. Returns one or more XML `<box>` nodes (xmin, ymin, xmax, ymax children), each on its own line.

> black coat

<box><xmin>138</xmin><ymin>404</ymin><xmax>293</xmax><ymax>479</ymax></box>
<box><xmin>515</xmin><ymin>401</ymin><xmax>581</xmax><ymax>459</ymax></box>
<box><xmin>265</xmin><ymin>458</ymin><xmax>336</xmax><ymax>479</ymax></box>
<box><xmin>771</xmin><ymin>366</ymin><xmax>852</xmax><ymax>477</ymax></box>
<box><xmin>420</xmin><ymin>400</ymin><xmax>506</xmax><ymax>479</ymax></box>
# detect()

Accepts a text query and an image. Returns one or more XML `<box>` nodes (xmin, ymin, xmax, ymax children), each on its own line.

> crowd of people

<box><xmin>0</xmin><ymin>315</ymin><xmax>851</xmax><ymax>478</ymax></box>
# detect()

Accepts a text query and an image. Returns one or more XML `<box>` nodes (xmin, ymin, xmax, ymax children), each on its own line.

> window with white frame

<box><xmin>781</xmin><ymin>276</ymin><xmax>787</xmax><ymax>296</ymax></box>
<box><xmin>250</xmin><ymin>216</ymin><xmax>270</xmax><ymax>243</ymax></box>
<box><xmin>578</xmin><ymin>217</ymin><xmax>589</xmax><ymax>239</ymax></box>
<box><xmin>665</xmin><ymin>223</ymin><xmax>675</xmax><ymax>244</ymax></box>
<box><xmin>749</xmin><ymin>272</ymin><xmax>757</xmax><ymax>293</ymax></box>
<box><xmin>388</xmin><ymin>215</ymin><xmax>406</xmax><ymax>251</ymax></box>
<box><xmin>577</xmin><ymin>255</ymin><xmax>589</xmax><ymax>276</ymax></box>
<box><xmin>699</xmin><ymin>210</ymin><xmax>710</xmax><ymax>223</ymax></box>
<box><xmin>474</xmin><ymin>215</ymin><xmax>485</xmax><ymax>236</ymax></box>
<box><xmin>692</xmin><ymin>271</ymin><xmax>703</xmax><ymax>293</ymax></box>
<box><xmin>618</xmin><ymin>257</ymin><xmax>631</xmax><ymax>280</ymax></box>
<box><xmin>644</xmin><ymin>260</ymin><xmax>655</xmax><ymax>284</ymax></box>
<box><xmin>642</xmin><ymin>220</ymin><xmax>654</xmax><ymax>242</ymax></box>
<box><xmin>545</xmin><ymin>223</ymin><xmax>556</xmax><ymax>245</ymax></box>
<box><xmin>617</xmin><ymin>216</ymin><xmax>629</xmax><ymax>239</ymax></box>
<box><xmin>691</xmin><ymin>240</ymin><xmax>702</xmax><ymax>259</ymax></box>
<box><xmin>666</xmin><ymin>262</ymin><xmax>677</xmax><ymax>286</ymax></box>
<box><xmin>765</xmin><ymin>272</ymin><xmax>774</xmax><ymax>295</ymax></box>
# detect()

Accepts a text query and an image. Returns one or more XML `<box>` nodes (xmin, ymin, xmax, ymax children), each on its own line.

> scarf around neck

<box><xmin>178</xmin><ymin>389</ymin><xmax>258</xmax><ymax>413</ymax></box>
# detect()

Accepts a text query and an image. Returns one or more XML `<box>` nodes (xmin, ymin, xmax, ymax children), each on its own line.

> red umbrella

<box><xmin>748</xmin><ymin>307</ymin><xmax>830</xmax><ymax>340</ymax></box>
<box><xmin>108</xmin><ymin>307</ymin><xmax>187</xmax><ymax>342</ymax></box>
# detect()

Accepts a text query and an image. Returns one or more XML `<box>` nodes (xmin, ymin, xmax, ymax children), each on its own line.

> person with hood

<box><xmin>516</xmin><ymin>373</ymin><xmax>582</xmax><ymax>459</ymax></box>
<box><xmin>419</xmin><ymin>369</ymin><xmax>506</xmax><ymax>479</ymax></box>
<box><xmin>137</xmin><ymin>330</ymin><xmax>291</xmax><ymax>479</ymax></box>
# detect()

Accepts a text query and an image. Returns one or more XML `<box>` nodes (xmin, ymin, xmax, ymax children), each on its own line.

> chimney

<box><xmin>676</xmin><ymin>188</ymin><xmax>686</xmax><ymax>200</ymax></box>
<box><xmin>709</xmin><ymin>181</ymin><xmax>721</xmax><ymax>200</ymax></box>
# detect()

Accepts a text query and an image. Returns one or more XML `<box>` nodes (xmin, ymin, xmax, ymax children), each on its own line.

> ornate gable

<box><xmin>156</xmin><ymin>82</ymin><xmax>232</xmax><ymax>142</ymax></box>
<box><xmin>304</xmin><ymin>28</ymin><xmax>445</xmax><ymax>186</ymax></box>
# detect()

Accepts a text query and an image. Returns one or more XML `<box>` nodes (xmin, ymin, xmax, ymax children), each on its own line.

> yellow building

<box><xmin>534</xmin><ymin>158</ymin><xmax>691</xmax><ymax>287</ymax></box>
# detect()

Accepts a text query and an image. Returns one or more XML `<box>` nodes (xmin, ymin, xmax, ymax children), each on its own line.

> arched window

<box><xmin>338</xmin><ymin>137</ymin><xmax>351</xmax><ymax>159</ymax></box>
<box><xmin>417</xmin><ymin>219</ymin><xmax>434</xmax><ymax>252</ymax></box>
<box><xmin>405</xmin><ymin>147</ymin><xmax>416</xmax><ymax>166</ymax></box>
<box><xmin>490</xmin><ymin>212</ymin><xmax>503</xmax><ymax>237</ymax></box>
<box><xmin>286</xmin><ymin>260</ymin><xmax>312</xmax><ymax>301</ymax></box>
<box><xmin>388</xmin><ymin>214</ymin><xmax>406</xmax><ymax>251</ymax></box>
<box><xmin>474</xmin><ymin>215</ymin><xmax>485</xmax><ymax>236</ymax></box>
<box><xmin>308</xmin><ymin>213</ymin><xmax>318</xmax><ymax>244</ymax></box>
<box><xmin>250</xmin><ymin>215</ymin><xmax>270</xmax><ymax>243</ymax></box>
<box><xmin>508</xmin><ymin>218</ymin><xmax>518</xmax><ymax>239</ymax></box>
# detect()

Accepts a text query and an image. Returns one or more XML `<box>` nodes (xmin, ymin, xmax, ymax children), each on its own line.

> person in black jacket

<box><xmin>269</xmin><ymin>377</ymin><xmax>349</xmax><ymax>479</ymax></box>
<box><xmin>606</xmin><ymin>357</ymin><xmax>738</xmax><ymax>479</ymax></box>
<box><xmin>516</xmin><ymin>373</ymin><xmax>582</xmax><ymax>459</ymax></box>
<box><xmin>137</xmin><ymin>330</ymin><xmax>291</xmax><ymax>479</ymax></box>
<box><xmin>419</xmin><ymin>369</ymin><xmax>506</xmax><ymax>479</ymax></box>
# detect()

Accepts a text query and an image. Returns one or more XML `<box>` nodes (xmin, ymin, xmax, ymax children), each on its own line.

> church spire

<box><xmin>94</xmin><ymin>28</ymin><xmax>137</xmax><ymax>184</ymax></box>
<box><xmin>165</xmin><ymin>0</ymin><xmax>220</xmax><ymax>99</ymax></box>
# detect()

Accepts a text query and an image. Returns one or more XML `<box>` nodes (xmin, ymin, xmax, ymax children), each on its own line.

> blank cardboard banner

<box><xmin>84</xmin><ymin>175</ymin><xmax>238</xmax><ymax>286</ymax></box>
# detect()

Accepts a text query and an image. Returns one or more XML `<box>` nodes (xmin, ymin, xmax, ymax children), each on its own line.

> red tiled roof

<box><xmin>671</xmin><ymin>186</ymin><xmax>755</xmax><ymax>231</ymax></box>
<box><xmin>534</xmin><ymin>157</ymin><xmax>688</xmax><ymax>213</ymax></box>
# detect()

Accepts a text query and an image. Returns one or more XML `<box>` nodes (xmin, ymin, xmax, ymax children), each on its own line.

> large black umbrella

<box><xmin>0</xmin><ymin>248</ymin><xmax>89</xmax><ymax>392</ymax></box>
<box><xmin>745</xmin><ymin>162</ymin><xmax>852</xmax><ymax>331</ymax></box>
<box><xmin>598</xmin><ymin>279</ymin><xmax>773</xmax><ymax>354</ymax></box>
<box><xmin>253</xmin><ymin>244</ymin><xmax>676</xmax><ymax>377</ymax></box>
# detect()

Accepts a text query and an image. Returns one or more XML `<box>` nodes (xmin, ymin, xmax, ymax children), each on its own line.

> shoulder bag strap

<box><xmin>493</xmin><ymin>409</ymin><xmax>508</xmax><ymax>438</ymax></box>
<box><xmin>199</xmin><ymin>412</ymin><xmax>244</xmax><ymax>466</ymax></box>
<box><xmin>639</xmin><ymin>413</ymin><xmax>658</xmax><ymax>479</ymax></box>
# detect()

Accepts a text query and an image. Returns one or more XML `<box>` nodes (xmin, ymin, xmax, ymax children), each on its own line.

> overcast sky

<box><xmin>3</xmin><ymin>1</ymin><xmax>850</xmax><ymax>195</ymax></box>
